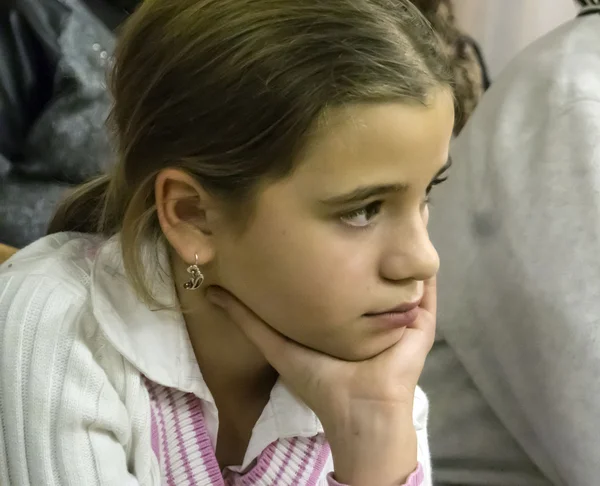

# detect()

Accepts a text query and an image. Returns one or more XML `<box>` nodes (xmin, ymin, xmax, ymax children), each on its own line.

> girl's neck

<box><xmin>180</xmin><ymin>288</ymin><xmax>278</xmax><ymax>468</ymax></box>
<box><xmin>182</xmin><ymin>296</ymin><xmax>276</xmax><ymax>394</ymax></box>
<box><xmin>173</xmin><ymin>254</ymin><xmax>278</xmax><ymax>467</ymax></box>
<box><xmin>172</xmin><ymin>251</ymin><xmax>277</xmax><ymax>400</ymax></box>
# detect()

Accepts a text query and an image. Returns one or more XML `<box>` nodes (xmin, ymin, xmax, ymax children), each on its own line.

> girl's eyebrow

<box><xmin>320</xmin><ymin>183</ymin><xmax>408</xmax><ymax>207</ymax></box>
<box><xmin>320</xmin><ymin>156</ymin><xmax>452</xmax><ymax>207</ymax></box>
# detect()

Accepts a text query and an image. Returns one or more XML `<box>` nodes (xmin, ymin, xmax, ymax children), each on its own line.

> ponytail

<box><xmin>48</xmin><ymin>165</ymin><xmax>165</xmax><ymax>305</ymax></box>
<box><xmin>47</xmin><ymin>168</ymin><xmax>130</xmax><ymax>236</ymax></box>
<box><xmin>48</xmin><ymin>175</ymin><xmax>111</xmax><ymax>235</ymax></box>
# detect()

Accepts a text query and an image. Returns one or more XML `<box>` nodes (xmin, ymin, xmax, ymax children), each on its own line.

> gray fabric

<box><xmin>423</xmin><ymin>13</ymin><xmax>600</xmax><ymax>486</ymax></box>
<box><xmin>421</xmin><ymin>337</ymin><xmax>552</xmax><ymax>486</ymax></box>
<box><xmin>0</xmin><ymin>0</ymin><xmax>116</xmax><ymax>247</ymax></box>
<box><xmin>20</xmin><ymin>0</ymin><xmax>115</xmax><ymax>181</ymax></box>
<box><xmin>0</xmin><ymin>175</ymin><xmax>69</xmax><ymax>248</ymax></box>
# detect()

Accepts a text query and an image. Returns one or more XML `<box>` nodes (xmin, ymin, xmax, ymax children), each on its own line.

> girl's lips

<box><xmin>365</xmin><ymin>297</ymin><xmax>422</xmax><ymax>316</ymax></box>
<box><xmin>365</xmin><ymin>304</ymin><xmax>420</xmax><ymax>329</ymax></box>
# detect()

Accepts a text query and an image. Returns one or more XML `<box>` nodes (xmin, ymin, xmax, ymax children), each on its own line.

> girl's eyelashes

<box><xmin>339</xmin><ymin>162</ymin><xmax>451</xmax><ymax>226</ymax></box>
<box><xmin>339</xmin><ymin>201</ymin><xmax>383</xmax><ymax>228</ymax></box>
<box><xmin>426</xmin><ymin>158</ymin><xmax>452</xmax><ymax>198</ymax></box>
<box><xmin>426</xmin><ymin>174</ymin><xmax>448</xmax><ymax>197</ymax></box>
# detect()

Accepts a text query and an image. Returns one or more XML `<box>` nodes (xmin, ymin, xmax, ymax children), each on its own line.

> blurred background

<box><xmin>454</xmin><ymin>0</ymin><xmax>578</xmax><ymax>77</ymax></box>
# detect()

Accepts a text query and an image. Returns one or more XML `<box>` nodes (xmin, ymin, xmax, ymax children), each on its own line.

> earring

<box><xmin>183</xmin><ymin>254</ymin><xmax>204</xmax><ymax>290</ymax></box>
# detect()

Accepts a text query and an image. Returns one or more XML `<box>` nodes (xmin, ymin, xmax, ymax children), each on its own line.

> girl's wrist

<box><xmin>326</xmin><ymin>406</ymin><xmax>417</xmax><ymax>486</ymax></box>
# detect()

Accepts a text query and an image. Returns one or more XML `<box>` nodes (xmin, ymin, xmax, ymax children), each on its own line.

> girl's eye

<box><xmin>340</xmin><ymin>201</ymin><xmax>383</xmax><ymax>227</ymax></box>
<box><xmin>425</xmin><ymin>174</ymin><xmax>449</xmax><ymax>204</ymax></box>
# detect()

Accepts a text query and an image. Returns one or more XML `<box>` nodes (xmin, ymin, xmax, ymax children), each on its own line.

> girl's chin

<box><xmin>324</xmin><ymin>330</ymin><xmax>405</xmax><ymax>362</ymax></box>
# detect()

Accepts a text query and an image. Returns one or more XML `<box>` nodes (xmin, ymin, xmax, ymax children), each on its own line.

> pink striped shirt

<box><xmin>145</xmin><ymin>378</ymin><xmax>424</xmax><ymax>486</ymax></box>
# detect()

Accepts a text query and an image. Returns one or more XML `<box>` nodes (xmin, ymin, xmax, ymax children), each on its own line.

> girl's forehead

<box><xmin>301</xmin><ymin>94</ymin><xmax>454</xmax><ymax>168</ymax></box>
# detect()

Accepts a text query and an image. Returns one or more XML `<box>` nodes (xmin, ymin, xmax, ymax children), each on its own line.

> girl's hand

<box><xmin>206</xmin><ymin>278</ymin><xmax>436</xmax><ymax>486</ymax></box>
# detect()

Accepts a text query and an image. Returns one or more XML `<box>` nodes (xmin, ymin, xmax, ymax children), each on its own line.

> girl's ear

<box><xmin>155</xmin><ymin>168</ymin><xmax>217</xmax><ymax>266</ymax></box>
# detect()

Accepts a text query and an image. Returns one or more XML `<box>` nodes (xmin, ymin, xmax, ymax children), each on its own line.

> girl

<box><xmin>0</xmin><ymin>0</ymin><xmax>454</xmax><ymax>484</ymax></box>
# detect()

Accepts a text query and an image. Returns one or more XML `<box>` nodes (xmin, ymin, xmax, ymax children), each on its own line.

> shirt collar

<box><xmin>90</xmin><ymin>235</ymin><xmax>323</xmax><ymax>469</ymax></box>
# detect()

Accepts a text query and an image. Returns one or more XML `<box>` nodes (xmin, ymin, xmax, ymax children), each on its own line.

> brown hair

<box><xmin>411</xmin><ymin>0</ymin><xmax>487</xmax><ymax>133</ymax></box>
<box><xmin>49</xmin><ymin>0</ymin><xmax>452</xmax><ymax>303</ymax></box>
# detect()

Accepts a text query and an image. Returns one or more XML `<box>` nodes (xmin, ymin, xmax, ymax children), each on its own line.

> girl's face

<box><xmin>208</xmin><ymin>91</ymin><xmax>455</xmax><ymax>361</ymax></box>
<box><xmin>159</xmin><ymin>91</ymin><xmax>454</xmax><ymax>361</ymax></box>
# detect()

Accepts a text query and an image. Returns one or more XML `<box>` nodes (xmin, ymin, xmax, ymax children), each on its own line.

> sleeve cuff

<box><xmin>326</xmin><ymin>462</ymin><xmax>425</xmax><ymax>486</ymax></box>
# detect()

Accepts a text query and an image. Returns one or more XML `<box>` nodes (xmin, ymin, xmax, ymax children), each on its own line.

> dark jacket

<box><xmin>0</xmin><ymin>0</ymin><xmax>134</xmax><ymax>247</ymax></box>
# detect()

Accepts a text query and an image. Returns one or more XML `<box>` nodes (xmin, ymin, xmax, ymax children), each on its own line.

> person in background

<box><xmin>0</xmin><ymin>0</ymin><xmax>455</xmax><ymax>484</ymax></box>
<box><xmin>422</xmin><ymin>0</ymin><xmax>600</xmax><ymax>484</ymax></box>
<box><xmin>0</xmin><ymin>0</ymin><xmax>135</xmax><ymax>248</ymax></box>
<box><xmin>0</xmin><ymin>0</ymin><xmax>485</xmax><ymax>249</ymax></box>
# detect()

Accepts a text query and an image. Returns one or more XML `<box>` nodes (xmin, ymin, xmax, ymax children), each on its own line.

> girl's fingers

<box><xmin>395</xmin><ymin>312</ymin><xmax>436</xmax><ymax>372</ymax></box>
<box><xmin>392</xmin><ymin>277</ymin><xmax>437</xmax><ymax>371</ymax></box>
<box><xmin>393</xmin><ymin>277</ymin><xmax>437</xmax><ymax>374</ymax></box>
<box><xmin>420</xmin><ymin>277</ymin><xmax>437</xmax><ymax>316</ymax></box>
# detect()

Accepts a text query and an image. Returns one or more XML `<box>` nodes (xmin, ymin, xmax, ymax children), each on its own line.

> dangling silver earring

<box><xmin>183</xmin><ymin>254</ymin><xmax>204</xmax><ymax>290</ymax></box>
